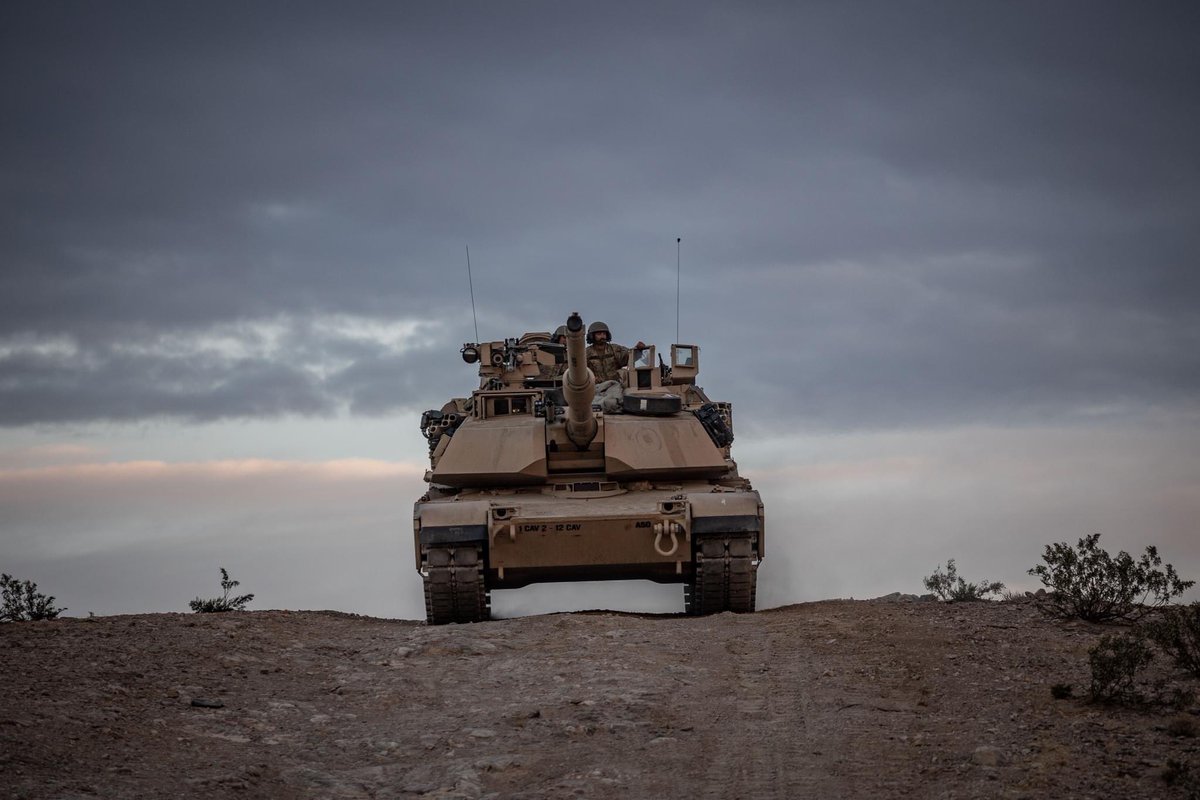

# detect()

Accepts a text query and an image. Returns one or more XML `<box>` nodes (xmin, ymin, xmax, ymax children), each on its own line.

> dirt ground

<box><xmin>2</xmin><ymin>599</ymin><xmax>1198</xmax><ymax>799</ymax></box>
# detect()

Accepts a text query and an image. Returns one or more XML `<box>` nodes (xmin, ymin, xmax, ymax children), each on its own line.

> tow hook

<box><xmin>653</xmin><ymin>521</ymin><xmax>684</xmax><ymax>557</ymax></box>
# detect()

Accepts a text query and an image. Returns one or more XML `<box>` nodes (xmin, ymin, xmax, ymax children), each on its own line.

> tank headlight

<box><xmin>461</xmin><ymin>346</ymin><xmax>480</xmax><ymax>364</ymax></box>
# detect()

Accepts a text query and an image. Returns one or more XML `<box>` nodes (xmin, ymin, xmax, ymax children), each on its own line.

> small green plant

<box><xmin>1088</xmin><ymin>632</ymin><xmax>1154</xmax><ymax>704</ymax></box>
<box><xmin>1028</xmin><ymin>533</ymin><xmax>1193</xmax><ymax>622</ymax></box>
<box><xmin>922</xmin><ymin>559</ymin><xmax>1005</xmax><ymax>601</ymax></box>
<box><xmin>999</xmin><ymin>588</ymin><xmax>1028</xmax><ymax>603</ymax></box>
<box><xmin>1143</xmin><ymin>602</ymin><xmax>1200</xmax><ymax>679</ymax></box>
<box><xmin>1</xmin><ymin>573</ymin><xmax>66</xmax><ymax>622</ymax></box>
<box><xmin>189</xmin><ymin>568</ymin><xmax>254</xmax><ymax>613</ymax></box>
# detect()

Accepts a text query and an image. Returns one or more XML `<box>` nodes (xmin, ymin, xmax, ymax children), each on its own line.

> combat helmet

<box><xmin>586</xmin><ymin>320</ymin><xmax>611</xmax><ymax>344</ymax></box>
<box><xmin>553</xmin><ymin>324</ymin><xmax>568</xmax><ymax>343</ymax></box>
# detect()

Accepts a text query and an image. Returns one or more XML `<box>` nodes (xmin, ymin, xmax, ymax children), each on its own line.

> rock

<box><xmin>474</xmin><ymin>754</ymin><xmax>520</xmax><ymax>772</ymax></box>
<box><xmin>190</xmin><ymin>698</ymin><xmax>224</xmax><ymax>709</ymax></box>
<box><xmin>971</xmin><ymin>746</ymin><xmax>1008</xmax><ymax>767</ymax></box>
<box><xmin>468</xmin><ymin>728</ymin><xmax>495</xmax><ymax>738</ymax></box>
<box><xmin>648</xmin><ymin>736</ymin><xmax>677</xmax><ymax>746</ymax></box>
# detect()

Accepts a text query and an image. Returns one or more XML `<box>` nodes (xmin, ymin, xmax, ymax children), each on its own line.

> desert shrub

<box><xmin>189</xmin><ymin>568</ymin><xmax>254</xmax><ymax>613</ymax></box>
<box><xmin>999</xmin><ymin>588</ymin><xmax>1028</xmax><ymax>603</ymax></box>
<box><xmin>1143</xmin><ymin>602</ymin><xmax>1200</xmax><ymax>679</ymax></box>
<box><xmin>1049</xmin><ymin>683</ymin><xmax>1073</xmax><ymax>699</ymax></box>
<box><xmin>1028</xmin><ymin>533</ymin><xmax>1193</xmax><ymax>622</ymax></box>
<box><xmin>1088</xmin><ymin>632</ymin><xmax>1154</xmax><ymax>704</ymax></box>
<box><xmin>1158</xmin><ymin>683</ymin><xmax>1197</xmax><ymax>711</ymax></box>
<box><xmin>0</xmin><ymin>573</ymin><xmax>66</xmax><ymax>622</ymax></box>
<box><xmin>922</xmin><ymin>559</ymin><xmax>1004</xmax><ymax>602</ymax></box>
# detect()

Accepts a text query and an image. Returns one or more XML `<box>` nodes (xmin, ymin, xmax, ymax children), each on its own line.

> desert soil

<box><xmin>2</xmin><ymin>599</ymin><xmax>1198</xmax><ymax>799</ymax></box>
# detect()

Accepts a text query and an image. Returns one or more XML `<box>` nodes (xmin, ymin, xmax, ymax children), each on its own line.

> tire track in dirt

<box><xmin>691</xmin><ymin>604</ymin><xmax>966</xmax><ymax>798</ymax></box>
<box><xmin>690</xmin><ymin>610</ymin><xmax>862</xmax><ymax>799</ymax></box>
<box><xmin>693</xmin><ymin>611</ymin><xmax>817</xmax><ymax>799</ymax></box>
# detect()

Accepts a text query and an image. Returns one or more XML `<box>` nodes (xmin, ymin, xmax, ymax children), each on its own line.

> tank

<box><xmin>412</xmin><ymin>312</ymin><xmax>764</xmax><ymax>624</ymax></box>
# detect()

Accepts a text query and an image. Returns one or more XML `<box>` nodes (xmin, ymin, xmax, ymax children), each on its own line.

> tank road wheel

<box><xmin>686</xmin><ymin>534</ymin><xmax>758</xmax><ymax>615</ymax></box>
<box><xmin>422</xmin><ymin>545</ymin><xmax>491</xmax><ymax>625</ymax></box>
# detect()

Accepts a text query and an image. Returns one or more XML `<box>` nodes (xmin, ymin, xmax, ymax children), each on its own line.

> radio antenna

<box><xmin>675</xmin><ymin>237</ymin><xmax>681</xmax><ymax>344</ymax></box>
<box><xmin>465</xmin><ymin>245</ymin><xmax>479</xmax><ymax>342</ymax></box>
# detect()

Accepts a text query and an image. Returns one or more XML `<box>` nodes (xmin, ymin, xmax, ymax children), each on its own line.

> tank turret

<box><xmin>411</xmin><ymin>314</ymin><xmax>764</xmax><ymax>624</ymax></box>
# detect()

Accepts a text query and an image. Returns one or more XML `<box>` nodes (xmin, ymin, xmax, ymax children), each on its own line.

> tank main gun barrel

<box><xmin>562</xmin><ymin>312</ymin><xmax>598</xmax><ymax>448</ymax></box>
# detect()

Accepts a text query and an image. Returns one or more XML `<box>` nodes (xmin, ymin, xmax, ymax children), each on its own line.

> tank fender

<box><xmin>687</xmin><ymin>491</ymin><xmax>764</xmax><ymax>557</ymax></box>
<box><xmin>416</xmin><ymin>500</ymin><xmax>491</xmax><ymax>546</ymax></box>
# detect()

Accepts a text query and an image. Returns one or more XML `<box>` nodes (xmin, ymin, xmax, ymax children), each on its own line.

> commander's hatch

<box><xmin>628</xmin><ymin>345</ymin><xmax>661</xmax><ymax>391</ymax></box>
<box><xmin>669</xmin><ymin>344</ymin><xmax>699</xmax><ymax>385</ymax></box>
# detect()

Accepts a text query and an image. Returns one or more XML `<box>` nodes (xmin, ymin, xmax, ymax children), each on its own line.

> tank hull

<box><xmin>413</xmin><ymin>482</ymin><xmax>763</xmax><ymax>620</ymax></box>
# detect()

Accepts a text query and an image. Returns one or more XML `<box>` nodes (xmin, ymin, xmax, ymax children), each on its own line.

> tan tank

<box><xmin>412</xmin><ymin>312</ymin><xmax>764</xmax><ymax>624</ymax></box>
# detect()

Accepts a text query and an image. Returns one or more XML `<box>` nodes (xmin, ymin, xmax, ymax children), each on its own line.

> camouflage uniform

<box><xmin>586</xmin><ymin>342</ymin><xmax>631</xmax><ymax>383</ymax></box>
<box><xmin>543</xmin><ymin>326</ymin><xmax>569</xmax><ymax>380</ymax></box>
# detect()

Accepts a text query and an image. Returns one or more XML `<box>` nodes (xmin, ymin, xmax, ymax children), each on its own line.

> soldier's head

<box><xmin>587</xmin><ymin>320</ymin><xmax>611</xmax><ymax>345</ymax></box>
<box><xmin>553</xmin><ymin>324</ymin><xmax>568</xmax><ymax>345</ymax></box>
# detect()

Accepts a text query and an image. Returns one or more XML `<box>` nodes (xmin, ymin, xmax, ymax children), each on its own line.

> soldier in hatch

<box><xmin>520</xmin><ymin>330</ymin><xmax>560</xmax><ymax>382</ymax></box>
<box><xmin>549</xmin><ymin>325</ymin><xmax>569</xmax><ymax>379</ymax></box>
<box><xmin>585</xmin><ymin>321</ymin><xmax>645</xmax><ymax>383</ymax></box>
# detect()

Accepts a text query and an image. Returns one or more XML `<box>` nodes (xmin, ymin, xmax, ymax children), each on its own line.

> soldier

<box><xmin>585</xmin><ymin>321</ymin><xmax>645</xmax><ymax>383</ymax></box>
<box><xmin>549</xmin><ymin>325</ymin><xmax>569</xmax><ymax>379</ymax></box>
<box><xmin>517</xmin><ymin>331</ymin><xmax>559</xmax><ymax>381</ymax></box>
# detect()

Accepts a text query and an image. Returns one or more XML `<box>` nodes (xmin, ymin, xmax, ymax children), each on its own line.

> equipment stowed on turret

<box><xmin>412</xmin><ymin>312</ymin><xmax>764</xmax><ymax>624</ymax></box>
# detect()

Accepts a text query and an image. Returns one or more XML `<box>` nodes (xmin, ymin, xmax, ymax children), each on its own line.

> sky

<box><xmin>2</xmin><ymin>1</ymin><xmax>1198</xmax><ymax>619</ymax></box>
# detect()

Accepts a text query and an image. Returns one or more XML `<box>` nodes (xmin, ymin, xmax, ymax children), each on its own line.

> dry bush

<box><xmin>1029</xmin><ymin>533</ymin><xmax>1193</xmax><ymax>622</ymax></box>
<box><xmin>189</xmin><ymin>568</ymin><xmax>254</xmax><ymax>613</ymax></box>
<box><xmin>1088</xmin><ymin>632</ymin><xmax>1154</xmax><ymax>704</ymax></box>
<box><xmin>1</xmin><ymin>573</ymin><xmax>65</xmax><ymax>622</ymax></box>
<box><xmin>923</xmin><ymin>559</ymin><xmax>1004</xmax><ymax>602</ymax></box>
<box><xmin>1143</xmin><ymin>602</ymin><xmax>1200</xmax><ymax>679</ymax></box>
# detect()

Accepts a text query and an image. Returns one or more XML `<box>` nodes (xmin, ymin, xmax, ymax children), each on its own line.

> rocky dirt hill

<box><xmin>2</xmin><ymin>600</ymin><xmax>1198</xmax><ymax>799</ymax></box>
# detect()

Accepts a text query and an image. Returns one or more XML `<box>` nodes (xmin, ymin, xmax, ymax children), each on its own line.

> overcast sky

<box><xmin>2</xmin><ymin>2</ymin><xmax>1198</xmax><ymax>619</ymax></box>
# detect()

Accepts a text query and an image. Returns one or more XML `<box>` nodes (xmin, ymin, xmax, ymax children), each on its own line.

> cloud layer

<box><xmin>1</xmin><ymin>2</ymin><xmax>1197</xmax><ymax>430</ymax></box>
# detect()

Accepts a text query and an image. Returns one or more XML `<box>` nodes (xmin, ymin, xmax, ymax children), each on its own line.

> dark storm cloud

<box><xmin>1</xmin><ymin>1</ymin><xmax>1198</xmax><ymax>428</ymax></box>
<box><xmin>0</xmin><ymin>343</ymin><xmax>331</xmax><ymax>425</ymax></box>
<box><xmin>0</xmin><ymin>317</ymin><xmax>458</xmax><ymax>425</ymax></box>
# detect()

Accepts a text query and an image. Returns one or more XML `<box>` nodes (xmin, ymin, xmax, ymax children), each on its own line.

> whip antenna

<box><xmin>466</xmin><ymin>245</ymin><xmax>479</xmax><ymax>342</ymax></box>
<box><xmin>675</xmin><ymin>237</ymin><xmax>681</xmax><ymax>343</ymax></box>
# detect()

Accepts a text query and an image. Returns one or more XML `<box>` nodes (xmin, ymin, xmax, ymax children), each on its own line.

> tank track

<box><xmin>685</xmin><ymin>533</ymin><xmax>758</xmax><ymax>615</ymax></box>
<box><xmin>422</xmin><ymin>544</ymin><xmax>491</xmax><ymax>625</ymax></box>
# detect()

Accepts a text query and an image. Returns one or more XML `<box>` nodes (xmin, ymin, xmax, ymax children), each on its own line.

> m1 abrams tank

<box><xmin>412</xmin><ymin>313</ymin><xmax>763</xmax><ymax>624</ymax></box>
